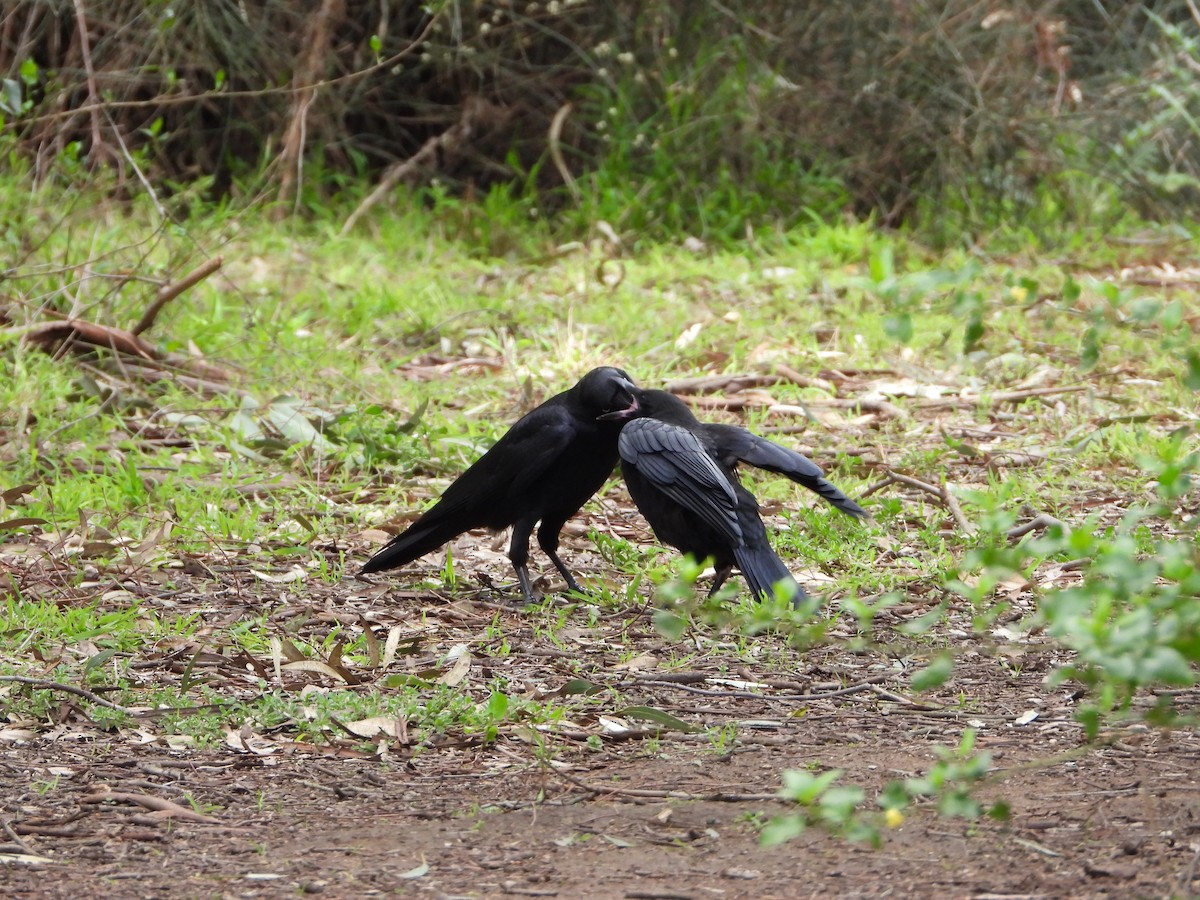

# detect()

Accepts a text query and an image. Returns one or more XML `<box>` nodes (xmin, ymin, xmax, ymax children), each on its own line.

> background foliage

<box><xmin>3</xmin><ymin>1</ymin><xmax>1200</xmax><ymax>242</ymax></box>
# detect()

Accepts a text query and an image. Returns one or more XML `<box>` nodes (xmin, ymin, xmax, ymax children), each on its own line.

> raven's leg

<box><xmin>537</xmin><ymin>519</ymin><xmax>583</xmax><ymax>594</ymax></box>
<box><xmin>508</xmin><ymin>518</ymin><xmax>538</xmax><ymax>602</ymax></box>
<box><xmin>707</xmin><ymin>564</ymin><xmax>734</xmax><ymax>597</ymax></box>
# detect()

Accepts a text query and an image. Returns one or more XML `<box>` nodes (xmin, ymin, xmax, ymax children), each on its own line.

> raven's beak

<box><xmin>598</xmin><ymin>390</ymin><xmax>639</xmax><ymax>422</ymax></box>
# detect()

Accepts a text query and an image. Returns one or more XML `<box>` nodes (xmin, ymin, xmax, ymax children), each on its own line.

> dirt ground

<box><xmin>4</xmin><ymin>519</ymin><xmax>1200</xmax><ymax>900</ymax></box>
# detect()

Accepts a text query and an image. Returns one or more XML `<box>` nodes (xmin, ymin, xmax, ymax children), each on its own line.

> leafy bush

<box><xmin>3</xmin><ymin>2</ymin><xmax>1200</xmax><ymax>240</ymax></box>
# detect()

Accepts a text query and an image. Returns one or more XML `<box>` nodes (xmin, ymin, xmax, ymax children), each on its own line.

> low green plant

<box><xmin>763</xmin><ymin>730</ymin><xmax>1001</xmax><ymax>847</ymax></box>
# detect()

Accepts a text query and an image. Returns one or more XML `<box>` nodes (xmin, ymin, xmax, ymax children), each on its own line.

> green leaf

<box><xmin>486</xmin><ymin>691</ymin><xmax>509</xmax><ymax>719</ymax></box>
<box><xmin>910</xmin><ymin>654</ymin><xmax>953</xmax><ymax>691</ymax></box>
<box><xmin>561</xmin><ymin>679</ymin><xmax>603</xmax><ymax>696</ymax></box>
<box><xmin>1080</xmin><ymin>326</ymin><xmax>1101</xmax><ymax>370</ymax></box>
<box><xmin>962</xmin><ymin>313</ymin><xmax>985</xmax><ymax>354</ymax></box>
<box><xmin>613</xmin><ymin>705</ymin><xmax>699</xmax><ymax>733</ymax></box>
<box><xmin>652</xmin><ymin>608</ymin><xmax>687</xmax><ymax>641</ymax></box>
<box><xmin>780</xmin><ymin>768</ymin><xmax>843</xmax><ymax>804</ymax></box>
<box><xmin>379</xmin><ymin>673</ymin><xmax>434</xmax><ymax>689</ymax></box>
<box><xmin>84</xmin><ymin>648</ymin><xmax>120</xmax><ymax>673</ymax></box>
<box><xmin>1183</xmin><ymin>350</ymin><xmax>1200</xmax><ymax>391</ymax></box>
<box><xmin>760</xmin><ymin>815</ymin><xmax>807</xmax><ymax>846</ymax></box>
<box><xmin>883</xmin><ymin>313</ymin><xmax>913</xmax><ymax>344</ymax></box>
<box><xmin>1144</xmin><ymin>645</ymin><xmax>1195</xmax><ymax>686</ymax></box>
<box><xmin>819</xmin><ymin>785</ymin><xmax>866</xmax><ymax>819</ymax></box>
<box><xmin>878</xmin><ymin>780</ymin><xmax>910</xmax><ymax>810</ymax></box>
<box><xmin>937</xmin><ymin>791</ymin><xmax>982</xmax><ymax>818</ymax></box>
<box><xmin>896</xmin><ymin>602</ymin><xmax>946</xmax><ymax>635</ymax></box>
<box><xmin>868</xmin><ymin>244</ymin><xmax>894</xmax><ymax>284</ymax></box>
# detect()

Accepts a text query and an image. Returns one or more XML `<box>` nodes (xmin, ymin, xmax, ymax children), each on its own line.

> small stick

<box><xmin>918</xmin><ymin>385</ymin><xmax>1088</xmax><ymax>410</ymax></box>
<box><xmin>80</xmin><ymin>790</ymin><xmax>216</xmax><ymax>823</ymax></box>
<box><xmin>883</xmin><ymin>470</ymin><xmax>944</xmax><ymax>497</ymax></box>
<box><xmin>665</xmin><ymin>374</ymin><xmax>780</xmax><ymax>394</ymax></box>
<box><xmin>774</xmin><ymin>362</ymin><xmax>836</xmax><ymax>393</ymax></box>
<box><xmin>1006</xmin><ymin>513</ymin><xmax>1067</xmax><ymax>540</ymax></box>
<box><xmin>940</xmin><ymin>480</ymin><xmax>977</xmax><ymax>536</ymax></box>
<box><xmin>884</xmin><ymin>470</ymin><xmax>977</xmax><ymax>535</ymax></box>
<box><xmin>548</xmin><ymin>103</ymin><xmax>580</xmax><ymax>202</ymax></box>
<box><xmin>25</xmin><ymin>319</ymin><xmax>156</xmax><ymax>359</ymax></box>
<box><xmin>859</xmin><ymin>475</ymin><xmax>897</xmax><ymax>498</ymax></box>
<box><xmin>0</xmin><ymin>676</ymin><xmax>136</xmax><ymax>715</ymax></box>
<box><xmin>342</xmin><ymin>97</ymin><xmax>501</xmax><ymax>235</ymax></box>
<box><xmin>0</xmin><ymin>817</ymin><xmax>33</xmax><ymax>855</ymax></box>
<box><xmin>805</xmin><ymin>397</ymin><xmax>908</xmax><ymax>419</ymax></box>
<box><xmin>132</xmin><ymin>257</ymin><xmax>223</xmax><ymax>336</ymax></box>
<box><xmin>993</xmin><ymin>385</ymin><xmax>1089</xmax><ymax>403</ymax></box>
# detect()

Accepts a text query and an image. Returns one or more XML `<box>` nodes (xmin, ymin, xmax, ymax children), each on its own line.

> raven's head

<box><xmin>573</xmin><ymin>366</ymin><xmax>640</xmax><ymax>421</ymax></box>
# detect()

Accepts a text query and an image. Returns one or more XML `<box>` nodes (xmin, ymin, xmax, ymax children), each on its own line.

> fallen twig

<box><xmin>805</xmin><ymin>397</ymin><xmax>908</xmax><ymax>419</ymax></box>
<box><xmin>685</xmin><ymin>392</ymin><xmax>774</xmax><ymax>410</ymax></box>
<box><xmin>774</xmin><ymin>362</ymin><xmax>836</xmax><ymax>393</ymax></box>
<box><xmin>80</xmin><ymin>789</ymin><xmax>216</xmax><ymax>824</ymax></box>
<box><xmin>866</xmin><ymin>683</ymin><xmax>945</xmax><ymax>709</ymax></box>
<box><xmin>940</xmin><ymin>482</ymin><xmax>977</xmax><ymax>536</ymax></box>
<box><xmin>0</xmin><ymin>818</ymin><xmax>33</xmax><ymax>856</ymax></box>
<box><xmin>664</xmin><ymin>373</ymin><xmax>782</xmax><ymax>394</ymax></box>
<box><xmin>548</xmin><ymin>103</ymin><xmax>580</xmax><ymax>203</ymax></box>
<box><xmin>0</xmin><ymin>676</ymin><xmax>137</xmax><ymax>715</ymax></box>
<box><xmin>116</xmin><ymin>363</ymin><xmax>246</xmax><ymax>398</ymax></box>
<box><xmin>25</xmin><ymin>319</ymin><xmax>156</xmax><ymax>359</ymax></box>
<box><xmin>918</xmin><ymin>385</ymin><xmax>1088</xmax><ymax>410</ymax></box>
<box><xmin>1007</xmin><ymin>513</ymin><xmax>1067</xmax><ymax>541</ymax></box>
<box><xmin>884</xmin><ymin>470</ymin><xmax>977</xmax><ymax>535</ymax></box>
<box><xmin>859</xmin><ymin>476</ymin><xmax>897</xmax><ymax>498</ymax></box>
<box><xmin>132</xmin><ymin>256</ymin><xmax>223</xmax><ymax>336</ymax></box>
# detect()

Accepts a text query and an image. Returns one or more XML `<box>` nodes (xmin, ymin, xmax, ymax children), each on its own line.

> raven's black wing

<box><xmin>704</xmin><ymin>423</ymin><xmax>867</xmax><ymax>519</ymax></box>
<box><xmin>617</xmin><ymin>418</ymin><xmax>743</xmax><ymax>545</ymax></box>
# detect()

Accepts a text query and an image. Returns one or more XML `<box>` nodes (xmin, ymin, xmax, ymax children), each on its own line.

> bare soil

<box><xmin>4</xmin><ymin>522</ymin><xmax>1200</xmax><ymax>900</ymax></box>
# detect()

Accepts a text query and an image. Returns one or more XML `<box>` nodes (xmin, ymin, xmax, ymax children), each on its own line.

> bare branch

<box><xmin>0</xmin><ymin>675</ymin><xmax>137</xmax><ymax>715</ymax></box>
<box><xmin>132</xmin><ymin>256</ymin><xmax>223</xmax><ymax>336</ymax></box>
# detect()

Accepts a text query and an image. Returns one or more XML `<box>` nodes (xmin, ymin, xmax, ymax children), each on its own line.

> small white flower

<box><xmin>617</xmin><ymin>52</ymin><xmax>634</xmax><ymax>65</ymax></box>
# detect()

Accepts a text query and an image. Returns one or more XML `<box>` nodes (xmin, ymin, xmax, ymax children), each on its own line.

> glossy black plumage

<box><xmin>609</xmin><ymin>389</ymin><xmax>866</xmax><ymax>603</ymax></box>
<box><xmin>361</xmin><ymin>367</ymin><xmax>640</xmax><ymax>600</ymax></box>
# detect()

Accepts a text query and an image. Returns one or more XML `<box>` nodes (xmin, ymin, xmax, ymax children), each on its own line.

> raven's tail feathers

<box><xmin>734</xmin><ymin>543</ymin><xmax>806</xmax><ymax>607</ymax></box>
<box><xmin>360</xmin><ymin>516</ymin><xmax>467</xmax><ymax>575</ymax></box>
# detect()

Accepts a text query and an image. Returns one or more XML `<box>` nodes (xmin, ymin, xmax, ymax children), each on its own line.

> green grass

<box><xmin>1</xmin><ymin>177</ymin><xmax>1198</xmax><ymax>765</ymax></box>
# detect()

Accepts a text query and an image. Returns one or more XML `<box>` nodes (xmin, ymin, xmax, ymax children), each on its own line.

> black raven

<box><xmin>362</xmin><ymin>367</ymin><xmax>640</xmax><ymax>600</ymax></box>
<box><xmin>604</xmin><ymin>389</ymin><xmax>866</xmax><ymax>604</ymax></box>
